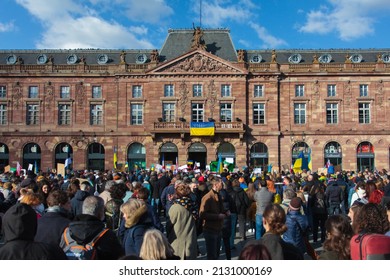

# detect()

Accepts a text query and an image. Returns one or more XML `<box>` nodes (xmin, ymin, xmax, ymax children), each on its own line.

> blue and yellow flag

<box><xmin>308</xmin><ymin>149</ymin><xmax>312</xmax><ymax>171</ymax></box>
<box><xmin>293</xmin><ymin>151</ymin><xmax>308</xmax><ymax>173</ymax></box>
<box><xmin>190</xmin><ymin>122</ymin><xmax>215</xmax><ymax>136</ymax></box>
<box><xmin>113</xmin><ymin>147</ymin><xmax>118</xmax><ymax>169</ymax></box>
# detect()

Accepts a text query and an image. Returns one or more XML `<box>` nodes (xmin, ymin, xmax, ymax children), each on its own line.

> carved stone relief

<box><xmin>45</xmin><ymin>84</ymin><xmax>54</xmax><ymax>109</ymax></box>
<box><xmin>12</xmin><ymin>84</ymin><xmax>23</xmax><ymax>109</ymax></box>
<box><xmin>207</xmin><ymin>80</ymin><xmax>217</xmax><ymax>117</ymax></box>
<box><xmin>178</xmin><ymin>81</ymin><xmax>189</xmax><ymax>116</ymax></box>
<box><xmin>167</xmin><ymin>54</ymin><xmax>240</xmax><ymax>73</ymax></box>
<box><xmin>76</xmin><ymin>84</ymin><xmax>85</xmax><ymax>109</ymax></box>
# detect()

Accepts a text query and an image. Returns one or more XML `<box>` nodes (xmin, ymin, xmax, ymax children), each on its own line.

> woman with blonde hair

<box><xmin>140</xmin><ymin>229</ymin><xmax>179</xmax><ymax>260</ymax></box>
<box><xmin>120</xmin><ymin>198</ymin><xmax>153</xmax><ymax>257</ymax></box>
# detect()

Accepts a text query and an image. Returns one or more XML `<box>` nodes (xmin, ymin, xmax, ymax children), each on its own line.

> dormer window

<box><xmin>97</xmin><ymin>54</ymin><xmax>108</xmax><ymax>65</ymax></box>
<box><xmin>250</xmin><ymin>54</ymin><xmax>262</xmax><ymax>63</ymax></box>
<box><xmin>319</xmin><ymin>54</ymin><xmax>332</xmax><ymax>64</ymax></box>
<box><xmin>288</xmin><ymin>53</ymin><xmax>302</xmax><ymax>64</ymax></box>
<box><xmin>36</xmin><ymin>54</ymin><xmax>48</xmax><ymax>64</ymax></box>
<box><xmin>350</xmin><ymin>54</ymin><xmax>363</xmax><ymax>63</ymax></box>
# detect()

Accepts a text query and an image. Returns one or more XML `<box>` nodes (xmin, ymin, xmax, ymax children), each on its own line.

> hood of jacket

<box><xmin>68</xmin><ymin>214</ymin><xmax>105</xmax><ymax>244</ymax></box>
<box><xmin>2</xmin><ymin>203</ymin><xmax>37</xmax><ymax>242</ymax></box>
<box><xmin>126</xmin><ymin>204</ymin><xmax>149</xmax><ymax>229</ymax></box>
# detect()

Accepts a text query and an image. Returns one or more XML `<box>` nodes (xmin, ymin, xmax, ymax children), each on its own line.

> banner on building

<box><xmin>190</xmin><ymin>122</ymin><xmax>215</xmax><ymax>136</ymax></box>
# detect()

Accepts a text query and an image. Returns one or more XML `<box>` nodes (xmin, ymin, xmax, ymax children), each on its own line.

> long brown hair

<box><xmin>323</xmin><ymin>215</ymin><xmax>353</xmax><ymax>260</ymax></box>
<box><xmin>263</xmin><ymin>204</ymin><xmax>287</xmax><ymax>235</ymax></box>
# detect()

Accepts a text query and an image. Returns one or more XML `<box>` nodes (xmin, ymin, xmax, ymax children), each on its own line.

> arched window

<box><xmin>250</xmin><ymin>142</ymin><xmax>268</xmax><ymax>169</ymax></box>
<box><xmin>127</xmin><ymin>143</ymin><xmax>146</xmax><ymax>171</ymax></box>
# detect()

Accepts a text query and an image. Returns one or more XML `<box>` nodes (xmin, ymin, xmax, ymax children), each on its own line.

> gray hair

<box><xmin>82</xmin><ymin>196</ymin><xmax>105</xmax><ymax>220</ymax></box>
<box><xmin>105</xmin><ymin>180</ymin><xmax>115</xmax><ymax>190</ymax></box>
<box><xmin>283</xmin><ymin>188</ymin><xmax>297</xmax><ymax>200</ymax></box>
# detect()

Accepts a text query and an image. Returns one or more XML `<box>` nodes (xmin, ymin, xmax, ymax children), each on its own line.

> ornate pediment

<box><xmin>150</xmin><ymin>51</ymin><xmax>244</xmax><ymax>74</ymax></box>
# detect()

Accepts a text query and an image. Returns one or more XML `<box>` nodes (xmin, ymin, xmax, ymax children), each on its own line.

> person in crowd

<box><xmin>37</xmin><ymin>179</ymin><xmax>52</xmax><ymax>209</ymax></box>
<box><xmin>238</xmin><ymin>243</ymin><xmax>272</xmax><ymax>260</ymax></box>
<box><xmin>319</xmin><ymin>215</ymin><xmax>353</xmax><ymax>260</ymax></box>
<box><xmin>99</xmin><ymin>180</ymin><xmax>114</xmax><ymax>205</ymax></box>
<box><xmin>219</xmin><ymin>180</ymin><xmax>233</xmax><ymax>259</ymax></box>
<box><xmin>246</xmin><ymin>182</ymin><xmax>257</xmax><ymax>234</ymax></box>
<box><xmin>230</xmin><ymin>178</ymin><xmax>250</xmax><ymax>241</ymax></box>
<box><xmin>309</xmin><ymin>178</ymin><xmax>328</xmax><ymax>243</ymax></box>
<box><xmin>119</xmin><ymin>198</ymin><xmax>153</xmax><ymax>257</ymax></box>
<box><xmin>325</xmin><ymin>176</ymin><xmax>344</xmax><ymax>215</ymax></box>
<box><xmin>282</xmin><ymin>197</ymin><xmax>308</xmax><ymax>255</ymax></box>
<box><xmin>136</xmin><ymin>187</ymin><xmax>164</xmax><ymax>233</ymax></box>
<box><xmin>253</xmin><ymin>178</ymin><xmax>273</xmax><ymax>239</ymax></box>
<box><xmin>104</xmin><ymin>182</ymin><xmax>127</xmax><ymax>231</ymax></box>
<box><xmin>0</xmin><ymin>203</ymin><xmax>67</xmax><ymax>260</ymax></box>
<box><xmin>70</xmin><ymin>181</ymin><xmax>91</xmax><ymax>217</ymax></box>
<box><xmin>139</xmin><ymin>229</ymin><xmax>180</xmax><ymax>260</ymax></box>
<box><xmin>60</xmin><ymin>196</ymin><xmax>124</xmax><ymax>259</ymax></box>
<box><xmin>166</xmin><ymin>182</ymin><xmax>198</xmax><ymax>260</ymax></box>
<box><xmin>35</xmin><ymin>189</ymin><xmax>71</xmax><ymax>246</ymax></box>
<box><xmin>259</xmin><ymin>204</ymin><xmax>303</xmax><ymax>260</ymax></box>
<box><xmin>199</xmin><ymin>178</ymin><xmax>226</xmax><ymax>260</ymax></box>
<box><xmin>19</xmin><ymin>189</ymin><xmax>45</xmax><ymax>219</ymax></box>
<box><xmin>280</xmin><ymin>188</ymin><xmax>297</xmax><ymax>214</ymax></box>
<box><xmin>352</xmin><ymin>202</ymin><xmax>390</xmax><ymax>235</ymax></box>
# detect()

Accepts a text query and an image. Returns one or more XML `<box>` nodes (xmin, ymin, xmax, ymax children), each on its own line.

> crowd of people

<box><xmin>0</xmin><ymin>166</ymin><xmax>389</xmax><ymax>260</ymax></box>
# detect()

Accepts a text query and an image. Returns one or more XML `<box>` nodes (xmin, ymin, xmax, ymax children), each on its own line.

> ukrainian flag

<box><xmin>293</xmin><ymin>151</ymin><xmax>308</xmax><ymax>173</ymax></box>
<box><xmin>113</xmin><ymin>147</ymin><xmax>118</xmax><ymax>169</ymax></box>
<box><xmin>190</xmin><ymin>122</ymin><xmax>215</xmax><ymax>136</ymax></box>
<box><xmin>308</xmin><ymin>148</ymin><xmax>312</xmax><ymax>171</ymax></box>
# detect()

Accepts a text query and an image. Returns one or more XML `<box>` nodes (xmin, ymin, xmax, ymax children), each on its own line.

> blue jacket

<box><xmin>282</xmin><ymin>210</ymin><xmax>308</xmax><ymax>255</ymax></box>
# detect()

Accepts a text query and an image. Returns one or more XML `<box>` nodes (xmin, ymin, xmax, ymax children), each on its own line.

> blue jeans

<box><xmin>203</xmin><ymin>230</ymin><xmax>222</xmax><ymax>260</ymax></box>
<box><xmin>151</xmin><ymin>198</ymin><xmax>160</xmax><ymax>215</ymax></box>
<box><xmin>327</xmin><ymin>202</ymin><xmax>341</xmax><ymax>216</ymax></box>
<box><xmin>255</xmin><ymin>214</ymin><xmax>264</xmax><ymax>240</ymax></box>
<box><xmin>229</xmin><ymin>213</ymin><xmax>237</xmax><ymax>248</ymax></box>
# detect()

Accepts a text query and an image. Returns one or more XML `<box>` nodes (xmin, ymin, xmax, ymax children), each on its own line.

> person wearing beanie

<box><xmin>0</xmin><ymin>203</ymin><xmax>67</xmax><ymax>260</ymax></box>
<box><xmin>282</xmin><ymin>197</ymin><xmax>309</xmax><ymax>256</ymax></box>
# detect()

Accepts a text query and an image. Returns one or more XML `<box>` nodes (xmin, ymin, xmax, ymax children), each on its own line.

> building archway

<box><xmin>127</xmin><ymin>142</ymin><xmax>146</xmax><ymax>171</ymax></box>
<box><xmin>217</xmin><ymin>142</ymin><xmax>236</xmax><ymax>169</ymax></box>
<box><xmin>55</xmin><ymin>142</ymin><xmax>73</xmax><ymax>170</ymax></box>
<box><xmin>0</xmin><ymin>143</ymin><xmax>9</xmax><ymax>173</ymax></box>
<box><xmin>249</xmin><ymin>142</ymin><xmax>268</xmax><ymax>169</ymax></box>
<box><xmin>87</xmin><ymin>143</ymin><xmax>105</xmax><ymax>171</ymax></box>
<box><xmin>188</xmin><ymin>142</ymin><xmax>207</xmax><ymax>170</ymax></box>
<box><xmin>291</xmin><ymin>142</ymin><xmax>310</xmax><ymax>170</ymax></box>
<box><xmin>324</xmin><ymin>141</ymin><xmax>342</xmax><ymax>168</ymax></box>
<box><xmin>22</xmin><ymin>143</ymin><xmax>41</xmax><ymax>172</ymax></box>
<box><xmin>160</xmin><ymin>142</ymin><xmax>178</xmax><ymax>168</ymax></box>
<box><xmin>357</xmin><ymin>141</ymin><xmax>374</xmax><ymax>171</ymax></box>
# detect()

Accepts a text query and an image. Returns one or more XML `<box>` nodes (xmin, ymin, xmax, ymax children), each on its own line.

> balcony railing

<box><xmin>152</xmin><ymin>121</ymin><xmax>244</xmax><ymax>134</ymax></box>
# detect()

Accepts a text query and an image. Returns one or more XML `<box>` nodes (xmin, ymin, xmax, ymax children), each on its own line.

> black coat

<box><xmin>0</xmin><ymin>203</ymin><xmax>67</xmax><ymax>260</ymax></box>
<box><xmin>230</xmin><ymin>187</ymin><xmax>250</xmax><ymax>216</ymax></box>
<box><xmin>35</xmin><ymin>208</ymin><xmax>71</xmax><ymax>247</ymax></box>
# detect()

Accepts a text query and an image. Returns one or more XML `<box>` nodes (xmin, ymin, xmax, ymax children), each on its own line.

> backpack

<box><xmin>350</xmin><ymin>233</ymin><xmax>390</xmax><ymax>260</ymax></box>
<box><xmin>62</xmin><ymin>227</ymin><xmax>109</xmax><ymax>260</ymax></box>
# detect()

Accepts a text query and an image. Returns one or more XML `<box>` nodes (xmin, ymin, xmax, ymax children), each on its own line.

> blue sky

<box><xmin>1</xmin><ymin>0</ymin><xmax>390</xmax><ymax>50</ymax></box>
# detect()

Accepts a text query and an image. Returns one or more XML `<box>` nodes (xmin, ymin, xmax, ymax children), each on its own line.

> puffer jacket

<box><xmin>282</xmin><ymin>210</ymin><xmax>308</xmax><ymax>255</ymax></box>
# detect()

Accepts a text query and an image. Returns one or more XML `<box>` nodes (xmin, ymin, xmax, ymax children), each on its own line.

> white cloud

<box><xmin>15</xmin><ymin>0</ymin><xmax>156</xmax><ymax>49</ymax></box>
<box><xmin>200</xmin><ymin>0</ymin><xmax>257</xmax><ymax>27</ymax></box>
<box><xmin>249</xmin><ymin>22</ymin><xmax>287</xmax><ymax>49</ymax></box>
<box><xmin>0</xmin><ymin>22</ymin><xmax>15</xmax><ymax>32</ymax></box>
<box><xmin>299</xmin><ymin>0</ymin><xmax>390</xmax><ymax>41</ymax></box>
<box><xmin>36</xmin><ymin>16</ymin><xmax>154</xmax><ymax>49</ymax></box>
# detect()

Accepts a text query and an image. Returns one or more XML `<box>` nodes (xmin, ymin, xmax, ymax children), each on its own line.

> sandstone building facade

<box><xmin>0</xmin><ymin>28</ymin><xmax>390</xmax><ymax>173</ymax></box>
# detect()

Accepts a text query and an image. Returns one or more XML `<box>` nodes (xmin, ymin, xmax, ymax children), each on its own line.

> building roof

<box><xmin>159</xmin><ymin>28</ymin><xmax>238</xmax><ymax>62</ymax></box>
<box><xmin>1</xmin><ymin>28</ymin><xmax>390</xmax><ymax>66</ymax></box>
